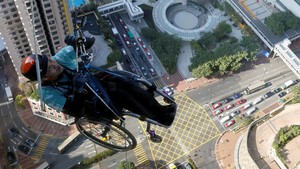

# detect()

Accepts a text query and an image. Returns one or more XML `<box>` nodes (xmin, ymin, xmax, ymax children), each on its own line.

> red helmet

<box><xmin>20</xmin><ymin>54</ymin><xmax>48</xmax><ymax>81</ymax></box>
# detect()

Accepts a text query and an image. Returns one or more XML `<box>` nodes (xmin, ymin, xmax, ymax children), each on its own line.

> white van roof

<box><xmin>220</xmin><ymin>115</ymin><xmax>231</xmax><ymax>124</ymax></box>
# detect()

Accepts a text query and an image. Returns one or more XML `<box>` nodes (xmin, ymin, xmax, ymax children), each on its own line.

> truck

<box><xmin>281</xmin><ymin>80</ymin><xmax>294</xmax><ymax>89</ymax></box>
<box><xmin>5</xmin><ymin>87</ymin><xmax>13</xmax><ymax>101</ymax></box>
<box><xmin>111</xmin><ymin>27</ymin><xmax>119</xmax><ymax>36</ymax></box>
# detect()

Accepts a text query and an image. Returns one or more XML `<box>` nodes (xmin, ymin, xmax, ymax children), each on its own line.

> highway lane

<box><xmin>184</xmin><ymin>58</ymin><xmax>298</xmax><ymax>168</ymax></box>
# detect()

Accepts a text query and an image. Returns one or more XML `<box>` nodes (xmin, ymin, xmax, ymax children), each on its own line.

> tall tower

<box><xmin>0</xmin><ymin>0</ymin><xmax>74</xmax><ymax>78</ymax></box>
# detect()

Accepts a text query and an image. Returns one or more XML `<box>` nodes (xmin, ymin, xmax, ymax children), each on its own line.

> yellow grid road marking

<box><xmin>153</xmin><ymin>80</ymin><xmax>164</xmax><ymax>89</ymax></box>
<box><xmin>133</xmin><ymin>144</ymin><xmax>151</xmax><ymax>168</ymax></box>
<box><xmin>141</xmin><ymin>94</ymin><xmax>221</xmax><ymax>169</ymax></box>
<box><xmin>32</xmin><ymin>136</ymin><xmax>50</xmax><ymax>159</ymax></box>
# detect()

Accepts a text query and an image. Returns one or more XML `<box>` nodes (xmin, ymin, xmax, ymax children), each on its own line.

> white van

<box><xmin>246</xmin><ymin>107</ymin><xmax>257</xmax><ymax>116</ymax></box>
<box><xmin>252</xmin><ymin>97</ymin><xmax>263</xmax><ymax>105</ymax></box>
<box><xmin>220</xmin><ymin>115</ymin><xmax>231</xmax><ymax>124</ymax></box>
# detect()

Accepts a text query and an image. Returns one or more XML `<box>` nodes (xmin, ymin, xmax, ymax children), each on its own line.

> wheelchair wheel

<box><xmin>76</xmin><ymin>116</ymin><xmax>137</xmax><ymax>151</ymax></box>
<box><xmin>150</xmin><ymin>135</ymin><xmax>162</xmax><ymax>143</ymax></box>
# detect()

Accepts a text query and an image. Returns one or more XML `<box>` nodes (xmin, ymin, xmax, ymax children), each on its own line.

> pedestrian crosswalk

<box><xmin>133</xmin><ymin>144</ymin><xmax>152</xmax><ymax>168</ymax></box>
<box><xmin>32</xmin><ymin>136</ymin><xmax>50</xmax><ymax>160</ymax></box>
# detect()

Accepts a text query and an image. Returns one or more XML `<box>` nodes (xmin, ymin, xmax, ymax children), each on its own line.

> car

<box><xmin>122</xmin><ymin>34</ymin><xmax>128</xmax><ymax>41</ymax></box>
<box><xmin>121</xmin><ymin>48</ymin><xmax>127</xmax><ymax>55</ymax></box>
<box><xmin>230</xmin><ymin>110</ymin><xmax>240</xmax><ymax>117</ymax></box>
<box><xmin>142</xmin><ymin>44</ymin><xmax>146</xmax><ymax>49</ymax></box>
<box><xmin>232</xmin><ymin>93</ymin><xmax>242</xmax><ymax>99</ymax></box>
<box><xmin>278</xmin><ymin>91</ymin><xmax>287</xmax><ymax>98</ymax></box>
<box><xmin>119</xmin><ymin>18</ymin><xmax>124</xmax><ymax>25</ymax></box>
<box><xmin>211</xmin><ymin>102</ymin><xmax>221</xmax><ymax>110</ymax></box>
<box><xmin>25</xmin><ymin>138</ymin><xmax>35</xmax><ymax>147</ymax></box>
<box><xmin>237</xmin><ymin>99</ymin><xmax>246</xmax><ymax>105</ymax></box>
<box><xmin>274</xmin><ymin>88</ymin><xmax>282</xmax><ymax>93</ymax></box>
<box><xmin>18</xmin><ymin>144</ymin><xmax>30</xmax><ymax>155</ymax></box>
<box><xmin>133</xmin><ymin>42</ymin><xmax>137</xmax><ymax>46</ymax></box>
<box><xmin>135</xmin><ymin>47</ymin><xmax>140</xmax><ymax>51</ymax></box>
<box><xmin>7</xmin><ymin>152</ymin><xmax>16</xmax><ymax>164</ymax></box>
<box><xmin>9</xmin><ymin>127</ymin><xmax>20</xmax><ymax>137</ymax></box>
<box><xmin>168</xmin><ymin>163</ymin><xmax>177</xmax><ymax>169</ymax></box>
<box><xmin>123</xmin><ymin>25</ymin><xmax>129</xmax><ymax>31</ymax></box>
<box><xmin>182</xmin><ymin>162</ymin><xmax>192</xmax><ymax>169</ymax></box>
<box><xmin>137</xmin><ymin>37</ymin><xmax>142</xmax><ymax>42</ymax></box>
<box><xmin>264</xmin><ymin>91</ymin><xmax>273</xmax><ymax>98</ymax></box>
<box><xmin>125</xmin><ymin>40</ymin><xmax>131</xmax><ymax>48</ymax></box>
<box><xmin>149</xmin><ymin>68</ymin><xmax>156</xmax><ymax>76</ymax></box>
<box><xmin>213</xmin><ymin>108</ymin><xmax>223</xmax><ymax>116</ymax></box>
<box><xmin>224</xmin><ymin>104</ymin><xmax>234</xmax><ymax>110</ymax></box>
<box><xmin>242</xmin><ymin>103</ymin><xmax>251</xmax><ymax>110</ymax></box>
<box><xmin>141</xmin><ymin>67</ymin><xmax>147</xmax><ymax>76</ymax></box>
<box><xmin>223</xmin><ymin>98</ymin><xmax>232</xmax><ymax>103</ymax></box>
<box><xmin>146</xmin><ymin>52</ymin><xmax>152</xmax><ymax>59</ymax></box>
<box><xmin>163</xmin><ymin>86</ymin><xmax>174</xmax><ymax>96</ymax></box>
<box><xmin>225</xmin><ymin>120</ymin><xmax>235</xmax><ymax>127</ymax></box>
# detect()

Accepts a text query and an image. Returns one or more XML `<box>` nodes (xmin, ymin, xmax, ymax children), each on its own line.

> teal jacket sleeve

<box><xmin>41</xmin><ymin>85</ymin><xmax>66</xmax><ymax>112</ymax></box>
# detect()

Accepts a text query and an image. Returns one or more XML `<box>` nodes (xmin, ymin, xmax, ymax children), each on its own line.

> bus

<box><xmin>5</xmin><ymin>87</ymin><xmax>13</xmax><ymax>101</ymax></box>
<box><xmin>36</xmin><ymin>161</ymin><xmax>50</xmax><ymax>169</ymax></box>
<box><xmin>245</xmin><ymin>81</ymin><xmax>266</xmax><ymax>95</ymax></box>
<box><xmin>127</xmin><ymin>31</ymin><xmax>134</xmax><ymax>40</ymax></box>
<box><xmin>58</xmin><ymin>130</ymin><xmax>80</xmax><ymax>153</ymax></box>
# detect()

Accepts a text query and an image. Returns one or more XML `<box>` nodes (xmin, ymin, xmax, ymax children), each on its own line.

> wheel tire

<box><xmin>76</xmin><ymin>116</ymin><xmax>137</xmax><ymax>151</ymax></box>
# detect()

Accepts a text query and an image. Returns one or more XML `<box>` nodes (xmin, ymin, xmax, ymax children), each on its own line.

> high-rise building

<box><xmin>0</xmin><ymin>0</ymin><xmax>74</xmax><ymax>77</ymax></box>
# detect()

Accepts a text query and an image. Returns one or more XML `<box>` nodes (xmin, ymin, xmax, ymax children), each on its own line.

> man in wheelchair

<box><xmin>20</xmin><ymin>36</ymin><xmax>177</xmax><ymax>127</ymax></box>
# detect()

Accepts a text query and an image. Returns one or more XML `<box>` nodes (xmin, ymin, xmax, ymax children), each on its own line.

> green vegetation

<box><xmin>116</xmin><ymin>161</ymin><xmax>135</xmax><ymax>169</ymax></box>
<box><xmin>105</xmin><ymin>49</ymin><xmax>122</xmax><ymax>68</ymax></box>
<box><xmin>264</xmin><ymin>11</ymin><xmax>299</xmax><ymax>35</ymax></box>
<box><xmin>139</xmin><ymin>4</ymin><xmax>156</xmax><ymax>29</ymax></box>
<box><xmin>190</xmin><ymin>32</ymin><xmax>259</xmax><ymax>78</ymax></box>
<box><xmin>290</xmin><ymin>85</ymin><xmax>300</xmax><ymax>103</ymax></box>
<box><xmin>69</xmin><ymin>150</ymin><xmax>117</xmax><ymax>169</ymax></box>
<box><xmin>272</xmin><ymin>125</ymin><xmax>300</xmax><ymax>167</ymax></box>
<box><xmin>233</xmin><ymin>115</ymin><xmax>254</xmax><ymax>132</ymax></box>
<box><xmin>141</xmin><ymin>28</ymin><xmax>181</xmax><ymax>74</ymax></box>
<box><xmin>15</xmin><ymin>95</ymin><xmax>25</xmax><ymax>109</ymax></box>
<box><xmin>212</xmin><ymin>0</ymin><xmax>224</xmax><ymax>10</ymax></box>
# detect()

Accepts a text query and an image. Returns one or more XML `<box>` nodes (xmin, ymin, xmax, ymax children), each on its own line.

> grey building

<box><xmin>0</xmin><ymin>0</ymin><xmax>74</xmax><ymax>78</ymax></box>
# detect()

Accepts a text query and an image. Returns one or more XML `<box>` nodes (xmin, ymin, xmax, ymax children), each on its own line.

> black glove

<box><xmin>65</xmin><ymin>35</ymin><xmax>95</xmax><ymax>50</ymax></box>
<box><xmin>73</xmin><ymin>72</ymin><xmax>87</xmax><ymax>93</ymax></box>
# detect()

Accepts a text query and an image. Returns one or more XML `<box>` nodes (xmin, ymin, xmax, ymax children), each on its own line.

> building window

<box><xmin>44</xmin><ymin>3</ymin><xmax>50</xmax><ymax>8</ymax></box>
<box><xmin>45</xmin><ymin>9</ymin><xmax>52</xmax><ymax>14</ymax></box>
<box><xmin>54</xmin><ymin>41</ymin><xmax>60</xmax><ymax>45</ymax></box>
<box><xmin>6</xmin><ymin>16</ymin><xmax>10</xmax><ymax>20</ymax></box>
<box><xmin>47</xmin><ymin>15</ymin><xmax>53</xmax><ymax>19</ymax></box>
<box><xmin>50</xmin><ymin>26</ymin><xmax>56</xmax><ymax>30</ymax></box>
<box><xmin>8</xmin><ymin>2</ymin><xmax>14</xmax><ymax>6</ymax></box>
<box><xmin>11</xmin><ymin>8</ymin><xmax>16</xmax><ymax>12</ymax></box>
<box><xmin>7</xmin><ymin>21</ymin><xmax>12</xmax><ymax>25</ymax></box>
<box><xmin>1</xmin><ymin>4</ymin><xmax>6</xmax><ymax>9</ymax></box>
<box><xmin>52</xmin><ymin>31</ymin><xmax>57</xmax><ymax>35</ymax></box>
<box><xmin>53</xmin><ymin>36</ymin><xmax>59</xmax><ymax>40</ymax></box>
<box><xmin>13</xmin><ymin>13</ymin><xmax>18</xmax><ymax>18</ymax></box>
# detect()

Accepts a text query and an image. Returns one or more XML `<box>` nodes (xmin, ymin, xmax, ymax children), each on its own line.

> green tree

<box><xmin>116</xmin><ymin>161</ymin><xmax>135</xmax><ymax>169</ymax></box>
<box><xmin>105</xmin><ymin>49</ymin><xmax>122</xmax><ymax>67</ymax></box>
<box><xmin>192</xmin><ymin>62</ymin><xmax>214</xmax><ymax>78</ymax></box>
<box><xmin>199</xmin><ymin>32</ymin><xmax>216</xmax><ymax>48</ymax></box>
<box><xmin>213</xmin><ymin>21</ymin><xmax>232</xmax><ymax>40</ymax></box>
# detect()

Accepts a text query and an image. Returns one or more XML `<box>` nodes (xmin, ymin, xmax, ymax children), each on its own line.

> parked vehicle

<box><xmin>242</xmin><ymin>103</ymin><xmax>251</xmax><ymax>110</ymax></box>
<box><xmin>264</xmin><ymin>91</ymin><xmax>273</xmax><ymax>98</ymax></box>
<box><xmin>252</xmin><ymin>97</ymin><xmax>263</xmax><ymax>105</ymax></box>
<box><xmin>278</xmin><ymin>91</ymin><xmax>287</xmax><ymax>98</ymax></box>
<box><xmin>281</xmin><ymin>80</ymin><xmax>294</xmax><ymax>89</ymax></box>
<box><xmin>7</xmin><ymin>152</ymin><xmax>16</xmax><ymax>164</ymax></box>
<box><xmin>246</xmin><ymin>107</ymin><xmax>257</xmax><ymax>116</ymax></box>
<box><xmin>231</xmin><ymin>110</ymin><xmax>240</xmax><ymax>117</ymax></box>
<box><xmin>211</xmin><ymin>103</ymin><xmax>222</xmax><ymax>110</ymax></box>
<box><xmin>213</xmin><ymin>109</ymin><xmax>223</xmax><ymax>116</ymax></box>
<box><xmin>225</xmin><ymin>120</ymin><xmax>235</xmax><ymax>127</ymax></box>
<box><xmin>224</xmin><ymin>104</ymin><xmax>234</xmax><ymax>110</ymax></box>
<box><xmin>25</xmin><ymin>138</ymin><xmax>35</xmax><ymax>147</ymax></box>
<box><xmin>237</xmin><ymin>99</ymin><xmax>246</xmax><ymax>105</ymax></box>
<box><xmin>220</xmin><ymin>115</ymin><xmax>231</xmax><ymax>124</ymax></box>
<box><xmin>273</xmin><ymin>88</ymin><xmax>282</xmax><ymax>93</ymax></box>
<box><xmin>232</xmin><ymin>93</ymin><xmax>242</xmax><ymax>99</ymax></box>
<box><xmin>223</xmin><ymin>98</ymin><xmax>232</xmax><ymax>103</ymax></box>
<box><xmin>9</xmin><ymin>127</ymin><xmax>20</xmax><ymax>137</ymax></box>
